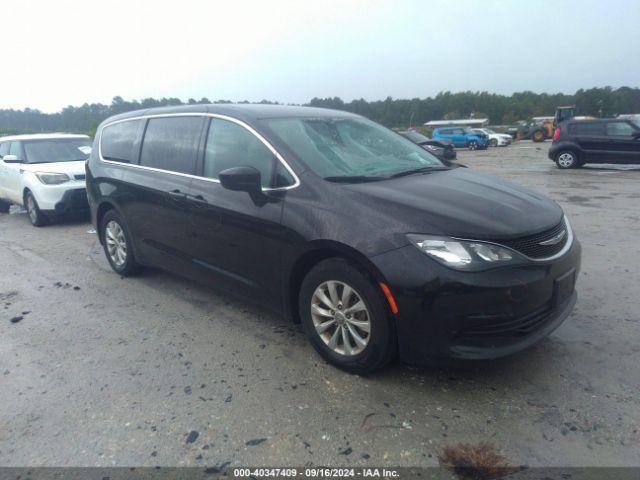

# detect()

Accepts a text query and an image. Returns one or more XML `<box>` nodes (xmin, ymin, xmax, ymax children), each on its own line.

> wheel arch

<box><xmin>95</xmin><ymin>200</ymin><xmax>123</xmax><ymax>245</ymax></box>
<box><xmin>554</xmin><ymin>145</ymin><xmax>581</xmax><ymax>162</ymax></box>
<box><xmin>285</xmin><ymin>240</ymin><xmax>390</xmax><ymax>324</ymax></box>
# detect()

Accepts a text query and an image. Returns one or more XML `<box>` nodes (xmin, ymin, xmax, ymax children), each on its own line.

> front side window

<box><xmin>264</xmin><ymin>117</ymin><xmax>443</xmax><ymax>180</ymax></box>
<box><xmin>140</xmin><ymin>116</ymin><xmax>202</xmax><ymax>175</ymax></box>
<box><xmin>606</xmin><ymin>122</ymin><xmax>635</xmax><ymax>136</ymax></box>
<box><xmin>101</xmin><ymin>119</ymin><xmax>144</xmax><ymax>163</ymax></box>
<box><xmin>0</xmin><ymin>142</ymin><xmax>9</xmax><ymax>157</ymax></box>
<box><xmin>9</xmin><ymin>142</ymin><xmax>24</xmax><ymax>160</ymax></box>
<box><xmin>22</xmin><ymin>138</ymin><xmax>91</xmax><ymax>164</ymax></box>
<box><xmin>204</xmin><ymin>118</ymin><xmax>291</xmax><ymax>188</ymax></box>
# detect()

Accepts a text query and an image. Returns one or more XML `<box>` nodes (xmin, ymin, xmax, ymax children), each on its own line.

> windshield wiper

<box><xmin>324</xmin><ymin>175</ymin><xmax>388</xmax><ymax>183</ymax></box>
<box><xmin>389</xmin><ymin>166</ymin><xmax>450</xmax><ymax>178</ymax></box>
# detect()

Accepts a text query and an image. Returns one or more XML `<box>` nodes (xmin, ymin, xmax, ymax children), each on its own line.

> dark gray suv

<box><xmin>549</xmin><ymin>118</ymin><xmax>640</xmax><ymax>168</ymax></box>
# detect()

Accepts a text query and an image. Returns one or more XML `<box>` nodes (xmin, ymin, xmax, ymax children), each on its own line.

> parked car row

<box><xmin>0</xmin><ymin>105</ymin><xmax>581</xmax><ymax>374</ymax></box>
<box><xmin>433</xmin><ymin>127</ymin><xmax>489</xmax><ymax>150</ymax></box>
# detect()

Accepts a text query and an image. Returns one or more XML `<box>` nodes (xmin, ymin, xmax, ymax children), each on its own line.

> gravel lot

<box><xmin>1</xmin><ymin>141</ymin><xmax>639</xmax><ymax>468</ymax></box>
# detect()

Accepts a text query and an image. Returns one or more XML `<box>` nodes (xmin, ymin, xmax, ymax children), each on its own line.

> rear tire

<box><xmin>555</xmin><ymin>150</ymin><xmax>579</xmax><ymax>169</ymax></box>
<box><xmin>299</xmin><ymin>258</ymin><xmax>396</xmax><ymax>374</ymax></box>
<box><xmin>100</xmin><ymin>210</ymin><xmax>141</xmax><ymax>276</ymax></box>
<box><xmin>532</xmin><ymin>130</ymin><xmax>545</xmax><ymax>142</ymax></box>
<box><xmin>24</xmin><ymin>191</ymin><xmax>48</xmax><ymax>227</ymax></box>
<box><xmin>0</xmin><ymin>199</ymin><xmax>10</xmax><ymax>213</ymax></box>
<box><xmin>468</xmin><ymin>140</ymin><xmax>478</xmax><ymax>150</ymax></box>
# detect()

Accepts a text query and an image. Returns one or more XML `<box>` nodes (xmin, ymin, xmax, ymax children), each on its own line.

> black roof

<box><xmin>103</xmin><ymin>104</ymin><xmax>359</xmax><ymax>125</ymax></box>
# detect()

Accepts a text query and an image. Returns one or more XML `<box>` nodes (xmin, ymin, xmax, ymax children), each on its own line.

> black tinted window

<box><xmin>140</xmin><ymin>117</ymin><xmax>202</xmax><ymax>175</ymax></box>
<box><xmin>606</xmin><ymin>122</ymin><xmax>635</xmax><ymax>136</ymax></box>
<box><xmin>568</xmin><ymin>122</ymin><xmax>604</xmax><ymax>135</ymax></box>
<box><xmin>203</xmin><ymin>118</ymin><xmax>280</xmax><ymax>188</ymax></box>
<box><xmin>101</xmin><ymin>120</ymin><xmax>144</xmax><ymax>163</ymax></box>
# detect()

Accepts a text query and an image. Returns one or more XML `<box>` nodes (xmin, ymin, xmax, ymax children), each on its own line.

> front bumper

<box><xmin>370</xmin><ymin>238</ymin><xmax>581</xmax><ymax>364</ymax></box>
<box><xmin>43</xmin><ymin>187</ymin><xmax>89</xmax><ymax>216</ymax></box>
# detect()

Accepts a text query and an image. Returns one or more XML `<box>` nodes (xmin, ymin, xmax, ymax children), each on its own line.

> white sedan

<box><xmin>473</xmin><ymin>128</ymin><xmax>512</xmax><ymax>147</ymax></box>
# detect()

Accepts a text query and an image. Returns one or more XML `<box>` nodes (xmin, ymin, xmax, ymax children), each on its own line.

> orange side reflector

<box><xmin>379</xmin><ymin>282</ymin><xmax>399</xmax><ymax>314</ymax></box>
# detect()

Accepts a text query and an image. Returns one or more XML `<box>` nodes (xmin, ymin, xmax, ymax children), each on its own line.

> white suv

<box><xmin>0</xmin><ymin>133</ymin><xmax>92</xmax><ymax>226</ymax></box>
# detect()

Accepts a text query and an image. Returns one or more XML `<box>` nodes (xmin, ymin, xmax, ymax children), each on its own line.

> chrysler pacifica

<box><xmin>87</xmin><ymin>105</ymin><xmax>580</xmax><ymax>373</ymax></box>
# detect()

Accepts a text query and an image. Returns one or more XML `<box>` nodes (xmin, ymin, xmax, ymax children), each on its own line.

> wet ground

<box><xmin>0</xmin><ymin>141</ymin><xmax>638</xmax><ymax>467</ymax></box>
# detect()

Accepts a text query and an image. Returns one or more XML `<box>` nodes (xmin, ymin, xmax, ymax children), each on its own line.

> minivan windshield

<box><xmin>23</xmin><ymin>138</ymin><xmax>92</xmax><ymax>164</ymax></box>
<box><xmin>265</xmin><ymin>117</ymin><xmax>444</xmax><ymax>181</ymax></box>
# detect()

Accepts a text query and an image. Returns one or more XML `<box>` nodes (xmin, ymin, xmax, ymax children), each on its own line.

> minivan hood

<box><xmin>344</xmin><ymin>168</ymin><xmax>563</xmax><ymax>240</ymax></box>
<box><xmin>20</xmin><ymin>160</ymin><xmax>86</xmax><ymax>176</ymax></box>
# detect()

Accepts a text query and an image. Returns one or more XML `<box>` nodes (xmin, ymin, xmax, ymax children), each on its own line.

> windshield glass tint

<box><xmin>23</xmin><ymin>138</ymin><xmax>92</xmax><ymax>164</ymax></box>
<box><xmin>265</xmin><ymin>117</ymin><xmax>443</xmax><ymax>178</ymax></box>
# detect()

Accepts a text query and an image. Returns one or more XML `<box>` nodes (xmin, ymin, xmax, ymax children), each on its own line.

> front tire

<box><xmin>468</xmin><ymin>140</ymin><xmax>478</xmax><ymax>150</ymax></box>
<box><xmin>489</xmin><ymin>139</ymin><xmax>498</xmax><ymax>147</ymax></box>
<box><xmin>100</xmin><ymin>210</ymin><xmax>140</xmax><ymax>276</ymax></box>
<box><xmin>299</xmin><ymin>258</ymin><xmax>396</xmax><ymax>374</ymax></box>
<box><xmin>555</xmin><ymin>150</ymin><xmax>580</xmax><ymax>169</ymax></box>
<box><xmin>24</xmin><ymin>191</ymin><xmax>48</xmax><ymax>227</ymax></box>
<box><xmin>0</xmin><ymin>199</ymin><xmax>10</xmax><ymax>213</ymax></box>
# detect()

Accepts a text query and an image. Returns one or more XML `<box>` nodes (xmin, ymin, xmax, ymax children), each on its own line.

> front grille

<box><xmin>499</xmin><ymin>220</ymin><xmax>568</xmax><ymax>259</ymax></box>
<box><xmin>74</xmin><ymin>174</ymin><xmax>86</xmax><ymax>180</ymax></box>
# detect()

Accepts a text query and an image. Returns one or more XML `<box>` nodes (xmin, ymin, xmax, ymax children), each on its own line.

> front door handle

<box><xmin>168</xmin><ymin>189</ymin><xmax>187</xmax><ymax>199</ymax></box>
<box><xmin>187</xmin><ymin>193</ymin><xmax>208</xmax><ymax>204</ymax></box>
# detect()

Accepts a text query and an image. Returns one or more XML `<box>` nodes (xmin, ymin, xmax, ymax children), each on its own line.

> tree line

<box><xmin>1</xmin><ymin>87</ymin><xmax>639</xmax><ymax>137</ymax></box>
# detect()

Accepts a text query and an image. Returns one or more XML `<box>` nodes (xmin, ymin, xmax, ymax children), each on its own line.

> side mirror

<box><xmin>218</xmin><ymin>166</ymin><xmax>261</xmax><ymax>193</ymax></box>
<box><xmin>2</xmin><ymin>155</ymin><xmax>22</xmax><ymax>163</ymax></box>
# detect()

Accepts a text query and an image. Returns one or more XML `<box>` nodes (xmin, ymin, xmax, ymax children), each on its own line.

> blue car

<box><xmin>433</xmin><ymin>127</ymin><xmax>488</xmax><ymax>150</ymax></box>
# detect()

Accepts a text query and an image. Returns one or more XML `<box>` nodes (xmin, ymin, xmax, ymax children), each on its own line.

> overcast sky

<box><xmin>4</xmin><ymin>0</ymin><xmax>640</xmax><ymax>112</ymax></box>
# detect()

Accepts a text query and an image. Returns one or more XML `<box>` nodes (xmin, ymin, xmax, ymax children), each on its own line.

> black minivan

<box><xmin>87</xmin><ymin>105</ymin><xmax>581</xmax><ymax>373</ymax></box>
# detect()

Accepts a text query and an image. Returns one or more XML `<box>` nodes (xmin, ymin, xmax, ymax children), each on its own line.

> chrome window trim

<box><xmin>98</xmin><ymin>112</ymin><xmax>301</xmax><ymax>191</ymax></box>
<box><xmin>451</xmin><ymin>216</ymin><xmax>574</xmax><ymax>263</ymax></box>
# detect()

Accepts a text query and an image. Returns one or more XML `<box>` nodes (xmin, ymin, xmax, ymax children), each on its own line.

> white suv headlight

<box><xmin>34</xmin><ymin>172</ymin><xmax>71</xmax><ymax>185</ymax></box>
<box><xmin>407</xmin><ymin>234</ymin><xmax>527</xmax><ymax>271</ymax></box>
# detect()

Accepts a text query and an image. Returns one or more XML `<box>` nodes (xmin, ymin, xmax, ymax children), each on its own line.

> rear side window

<box><xmin>140</xmin><ymin>116</ymin><xmax>203</xmax><ymax>175</ymax></box>
<box><xmin>439</xmin><ymin>129</ymin><xmax>450</xmax><ymax>135</ymax></box>
<box><xmin>101</xmin><ymin>119</ymin><xmax>144</xmax><ymax>163</ymax></box>
<box><xmin>606</xmin><ymin>122</ymin><xmax>635</xmax><ymax>136</ymax></box>
<box><xmin>568</xmin><ymin>122</ymin><xmax>605</xmax><ymax>135</ymax></box>
<box><xmin>203</xmin><ymin>118</ymin><xmax>287</xmax><ymax>188</ymax></box>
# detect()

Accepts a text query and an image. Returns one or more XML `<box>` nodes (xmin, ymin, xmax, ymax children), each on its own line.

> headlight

<box><xmin>34</xmin><ymin>172</ymin><xmax>71</xmax><ymax>185</ymax></box>
<box><xmin>407</xmin><ymin>234</ymin><xmax>526</xmax><ymax>271</ymax></box>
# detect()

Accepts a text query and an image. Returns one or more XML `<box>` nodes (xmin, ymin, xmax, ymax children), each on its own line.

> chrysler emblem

<box><xmin>539</xmin><ymin>229</ymin><xmax>566</xmax><ymax>246</ymax></box>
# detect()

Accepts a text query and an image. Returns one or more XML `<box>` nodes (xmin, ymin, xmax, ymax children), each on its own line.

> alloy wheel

<box><xmin>26</xmin><ymin>195</ymin><xmax>37</xmax><ymax>223</ymax></box>
<box><xmin>468</xmin><ymin>141</ymin><xmax>478</xmax><ymax>150</ymax></box>
<box><xmin>557</xmin><ymin>152</ymin><xmax>575</xmax><ymax>168</ymax></box>
<box><xmin>310</xmin><ymin>280</ymin><xmax>371</xmax><ymax>356</ymax></box>
<box><xmin>105</xmin><ymin>220</ymin><xmax>128</xmax><ymax>267</ymax></box>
